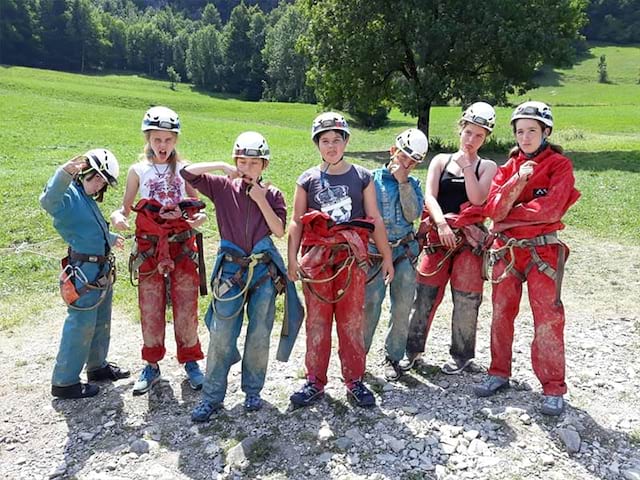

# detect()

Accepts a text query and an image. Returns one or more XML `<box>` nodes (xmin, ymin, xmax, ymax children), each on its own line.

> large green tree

<box><xmin>300</xmin><ymin>0</ymin><xmax>587</xmax><ymax>135</ymax></box>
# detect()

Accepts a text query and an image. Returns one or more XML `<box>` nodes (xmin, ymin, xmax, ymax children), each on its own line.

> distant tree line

<box><xmin>583</xmin><ymin>0</ymin><xmax>640</xmax><ymax>43</ymax></box>
<box><xmin>1</xmin><ymin>0</ymin><xmax>634</xmax><ymax>133</ymax></box>
<box><xmin>0</xmin><ymin>0</ymin><xmax>310</xmax><ymax>102</ymax></box>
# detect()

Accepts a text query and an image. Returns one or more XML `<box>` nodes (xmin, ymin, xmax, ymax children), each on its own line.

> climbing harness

<box><xmin>211</xmin><ymin>248</ymin><xmax>284</xmax><ymax>320</ymax></box>
<box><xmin>59</xmin><ymin>248</ymin><xmax>115</xmax><ymax>311</ymax></box>
<box><xmin>366</xmin><ymin>232</ymin><xmax>418</xmax><ymax>284</ymax></box>
<box><xmin>483</xmin><ymin>232</ymin><xmax>567</xmax><ymax>304</ymax></box>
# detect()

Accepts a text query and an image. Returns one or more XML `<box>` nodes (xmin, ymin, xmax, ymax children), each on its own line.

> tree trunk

<box><xmin>417</xmin><ymin>101</ymin><xmax>432</xmax><ymax>139</ymax></box>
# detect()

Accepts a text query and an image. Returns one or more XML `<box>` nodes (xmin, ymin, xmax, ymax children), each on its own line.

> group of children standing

<box><xmin>41</xmin><ymin>100</ymin><xmax>579</xmax><ymax>420</ymax></box>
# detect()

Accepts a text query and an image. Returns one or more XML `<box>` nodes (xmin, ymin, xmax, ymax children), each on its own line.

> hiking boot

<box><xmin>398</xmin><ymin>352</ymin><xmax>421</xmax><ymax>372</ymax></box>
<box><xmin>441</xmin><ymin>358</ymin><xmax>474</xmax><ymax>375</ymax></box>
<box><xmin>244</xmin><ymin>394</ymin><xmax>263</xmax><ymax>412</ymax></box>
<box><xmin>347</xmin><ymin>380</ymin><xmax>375</xmax><ymax>407</ymax></box>
<box><xmin>87</xmin><ymin>362</ymin><xmax>131</xmax><ymax>382</ymax></box>
<box><xmin>474</xmin><ymin>375</ymin><xmax>510</xmax><ymax>397</ymax></box>
<box><xmin>383</xmin><ymin>358</ymin><xmax>403</xmax><ymax>381</ymax></box>
<box><xmin>290</xmin><ymin>381</ymin><xmax>324</xmax><ymax>408</ymax></box>
<box><xmin>540</xmin><ymin>395</ymin><xmax>565</xmax><ymax>416</ymax></box>
<box><xmin>184</xmin><ymin>361</ymin><xmax>204</xmax><ymax>391</ymax></box>
<box><xmin>132</xmin><ymin>364</ymin><xmax>161</xmax><ymax>396</ymax></box>
<box><xmin>51</xmin><ymin>382</ymin><xmax>99</xmax><ymax>399</ymax></box>
<box><xmin>191</xmin><ymin>400</ymin><xmax>223</xmax><ymax>423</ymax></box>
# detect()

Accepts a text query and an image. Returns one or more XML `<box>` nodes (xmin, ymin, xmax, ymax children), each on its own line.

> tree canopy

<box><xmin>300</xmin><ymin>0</ymin><xmax>587</xmax><ymax>135</ymax></box>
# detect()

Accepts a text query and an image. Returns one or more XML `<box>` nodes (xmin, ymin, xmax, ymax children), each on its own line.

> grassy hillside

<box><xmin>1</xmin><ymin>47</ymin><xmax>639</xmax><ymax>328</ymax></box>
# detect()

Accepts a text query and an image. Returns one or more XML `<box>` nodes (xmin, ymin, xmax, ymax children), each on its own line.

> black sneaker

<box><xmin>290</xmin><ymin>381</ymin><xmax>324</xmax><ymax>408</ymax></box>
<box><xmin>52</xmin><ymin>383</ymin><xmax>100</xmax><ymax>399</ymax></box>
<box><xmin>347</xmin><ymin>380</ymin><xmax>375</xmax><ymax>407</ymax></box>
<box><xmin>383</xmin><ymin>358</ymin><xmax>403</xmax><ymax>381</ymax></box>
<box><xmin>87</xmin><ymin>362</ymin><xmax>131</xmax><ymax>381</ymax></box>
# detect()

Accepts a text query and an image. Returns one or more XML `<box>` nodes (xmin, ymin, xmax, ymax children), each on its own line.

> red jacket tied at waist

<box><xmin>133</xmin><ymin>198</ymin><xmax>202</xmax><ymax>274</ymax></box>
<box><xmin>418</xmin><ymin>202</ymin><xmax>487</xmax><ymax>250</ymax></box>
<box><xmin>299</xmin><ymin>210</ymin><xmax>373</xmax><ymax>277</ymax></box>
<box><xmin>484</xmin><ymin>148</ymin><xmax>580</xmax><ymax>238</ymax></box>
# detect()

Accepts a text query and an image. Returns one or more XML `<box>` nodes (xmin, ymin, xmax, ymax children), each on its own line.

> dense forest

<box><xmin>0</xmin><ymin>0</ymin><xmax>638</xmax><ymax>124</ymax></box>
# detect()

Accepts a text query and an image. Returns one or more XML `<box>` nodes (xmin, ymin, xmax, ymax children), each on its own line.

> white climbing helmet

<box><xmin>395</xmin><ymin>128</ymin><xmax>429</xmax><ymax>163</ymax></box>
<box><xmin>141</xmin><ymin>106</ymin><xmax>181</xmax><ymax>133</ymax></box>
<box><xmin>232</xmin><ymin>131</ymin><xmax>270</xmax><ymax>160</ymax></box>
<box><xmin>511</xmin><ymin>101</ymin><xmax>554</xmax><ymax>131</ymax></box>
<box><xmin>84</xmin><ymin>148</ymin><xmax>119</xmax><ymax>186</ymax></box>
<box><xmin>311</xmin><ymin>112</ymin><xmax>350</xmax><ymax>141</ymax></box>
<box><xmin>461</xmin><ymin>102</ymin><xmax>496</xmax><ymax>133</ymax></box>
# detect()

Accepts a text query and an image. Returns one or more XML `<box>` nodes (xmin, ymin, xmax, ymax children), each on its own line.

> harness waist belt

<box><xmin>68</xmin><ymin>248</ymin><xmax>110</xmax><ymax>264</ymax></box>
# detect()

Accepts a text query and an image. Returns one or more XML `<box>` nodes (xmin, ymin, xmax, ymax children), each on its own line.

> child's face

<box><xmin>514</xmin><ymin>119</ymin><xmax>547</xmax><ymax>155</ymax></box>
<box><xmin>82</xmin><ymin>172</ymin><xmax>107</xmax><ymax>195</ymax></box>
<box><xmin>459</xmin><ymin>123</ymin><xmax>487</xmax><ymax>155</ymax></box>
<box><xmin>391</xmin><ymin>148</ymin><xmax>419</xmax><ymax>172</ymax></box>
<box><xmin>148</xmin><ymin>130</ymin><xmax>178</xmax><ymax>163</ymax></box>
<box><xmin>317</xmin><ymin>131</ymin><xmax>348</xmax><ymax>164</ymax></box>
<box><xmin>235</xmin><ymin>156</ymin><xmax>266</xmax><ymax>183</ymax></box>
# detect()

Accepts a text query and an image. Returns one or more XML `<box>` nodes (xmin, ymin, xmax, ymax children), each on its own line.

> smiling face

<box><xmin>316</xmin><ymin>130</ymin><xmax>348</xmax><ymax>164</ymax></box>
<box><xmin>514</xmin><ymin>118</ymin><xmax>548</xmax><ymax>155</ymax></box>
<box><xmin>459</xmin><ymin>122</ymin><xmax>487</xmax><ymax>155</ymax></box>
<box><xmin>235</xmin><ymin>156</ymin><xmax>267</xmax><ymax>183</ymax></box>
<box><xmin>147</xmin><ymin>130</ymin><xmax>178</xmax><ymax>163</ymax></box>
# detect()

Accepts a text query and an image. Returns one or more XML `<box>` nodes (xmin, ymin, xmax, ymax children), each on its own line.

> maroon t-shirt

<box><xmin>181</xmin><ymin>168</ymin><xmax>286</xmax><ymax>254</ymax></box>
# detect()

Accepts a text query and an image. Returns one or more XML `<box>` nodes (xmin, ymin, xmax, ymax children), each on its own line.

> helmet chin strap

<box><xmin>523</xmin><ymin>137</ymin><xmax>549</xmax><ymax>159</ymax></box>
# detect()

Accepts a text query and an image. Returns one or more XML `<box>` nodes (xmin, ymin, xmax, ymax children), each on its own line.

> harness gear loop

<box><xmin>416</xmin><ymin>233</ymin><xmax>464</xmax><ymax>278</ymax></box>
<box><xmin>59</xmin><ymin>251</ymin><xmax>115</xmax><ymax>311</ymax></box>
<box><xmin>483</xmin><ymin>232</ymin><xmax>567</xmax><ymax>304</ymax></box>
<box><xmin>211</xmin><ymin>251</ymin><xmax>278</xmax><ymax>321</ymax></box>
<box><xmin>366</xmin><ymin>232</ymin><xmax>417</xmax><ymax>285</ymax></box>
<box><xmin>298</xmin><ymin>245</ymin><xmax>358</xmax><ymax>304</ymax></box>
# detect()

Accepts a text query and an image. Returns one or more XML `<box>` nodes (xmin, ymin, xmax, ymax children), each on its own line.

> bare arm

<box><xmin>247</xmin><ymin>181</ymin><xmax>285</xmax><ymax>238</ymax></box>
<box><xmin>110</xmin><ymin>166</ymin><xmax>140</xmax><ymax>230</ymax></box>
<box><xmin>460</xmin><ymin>158</ymin><xmax>498</xmax><ymax>205</ymax></box>
<box><xmin>364</xmin><ymin>182</ymin><xmax>394</xmax><ymax>283</ymax></box>
<box><xmin>182</xmin><ymin>161</ymin><xmax>238</xmax><ymax>177</ymax></box>
<box><xmin>287</xmin><ymin>185</ymin><xmax>307</xmax><ymax>281</ymax></box>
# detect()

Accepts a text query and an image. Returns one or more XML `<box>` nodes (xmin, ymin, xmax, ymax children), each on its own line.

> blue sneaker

<box><xmin>184</xmin><ymin>361</ymin><xmax>204</xmax><ymax>390</ymax></box>
<box><xmin>347</xmin><ymin>380</ymin><xmax>375</xmax><ymax>407</ymax></box>
<box><xmin>244</xmin><ymin>394</ymin><xmax>263</xmax><ymax>412</ymax></box>
<box><xmin>290</xmin><ymin>381</ymin><xmax>324</xmax><ymax>408</ymax></box>
<box><xmin>191</xmin><ymin>400</ymin><xmax>222</xmax><ymax>423</ymax></box>
<box><xmin>474</xmin><ymin>375</ymin><xmax>510</xmax><ymax>397</ymax></box>
<box><xmin>541</xmin><ymin>395</ymin><xmax>565</xmax><ymax>416</ymax></box>
<box><xmin>133</xmin><ymin>364</ymin><xmax>161</xmax><ymax>396</ymax></box>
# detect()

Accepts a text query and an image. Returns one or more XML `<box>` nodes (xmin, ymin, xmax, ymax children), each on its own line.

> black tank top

<box><xmin>437</xmin><ymin>156</ymin><xmax>481</xmax><ymax>214</ymax></box>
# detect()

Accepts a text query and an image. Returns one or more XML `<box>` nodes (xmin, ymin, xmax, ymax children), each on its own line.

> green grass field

<box><xmin>1</xmin><ymin>42</ymin><xmax>639</xmax><ymax>328</ymax></box>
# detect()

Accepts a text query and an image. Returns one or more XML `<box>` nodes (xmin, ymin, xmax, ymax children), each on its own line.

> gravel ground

<box><xmin>1</xmin><ymin>227</ymin><xmax>639</xmax><ymax>480</ymax></box>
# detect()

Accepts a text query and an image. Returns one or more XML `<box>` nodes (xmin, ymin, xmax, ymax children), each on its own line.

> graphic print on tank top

<box><xmin>315</xmin><ymin>183</ymin><xmax>352</xmax><ymax>223</ymax></box>
<box><xmin>145</xmin><ymin>173</ymin><xmax>183</xmax><ymax>206</ymax></box>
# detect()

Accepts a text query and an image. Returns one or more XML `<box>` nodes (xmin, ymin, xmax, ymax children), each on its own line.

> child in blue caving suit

<box><xmin>41</xmin><ymin>150</ymin><xmax>130</xmax><ymax>399</ymax></box>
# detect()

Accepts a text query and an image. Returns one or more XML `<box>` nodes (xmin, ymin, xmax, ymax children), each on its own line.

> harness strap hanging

<box><xmin>416</xmin><ymin>233</ymin><xmax>464</xmax><ymax>278</ymax></box>
<box><xmin>366</xmin><ymin>232</ymin><xmax>418</xmax><ymax>284</ymax></box>
<box><xmin>298</xmin><ymin>244</ymin><xmax>360</xmax><ymax>304</ymax></box>
<box><xmin>211</xmin><ymin>251</ymin><xmax>275</xmax><ymax>321</ymax></box>
<box><xmin>484</xmin><ymin>232</ymin><xmax>567</xmax><ymax>304</ymax></box>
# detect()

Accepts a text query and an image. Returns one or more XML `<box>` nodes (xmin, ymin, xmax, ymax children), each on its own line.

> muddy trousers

<box><xmin>202</xmin><ymin>261</ymin><xmax>276</xmax><ymax>404</ymax></box>
<box><xmin>303</xmin><ymin>260</ymin><xmax>367</xmax><ymax>388</ymax></box>
<box><xmin>489</xmin><ymin>244</ymin><xmax>567</xmax><ymax>395</ymax></box>
<box><xmin>363</xmin><ymin>240</ymin><xmax>419</xmax><ymax>362</ymax></box>
<box><xmin>53</xmin><ymin>262</ymin><xmax>113</xmax><ymax>387</ymax></box>
<box><xmin>405</xmin><ymin>247</ymin><xmax>483</xmax><ymax>365</ymax></box>
<box><xmin>138</xmin><ymin>256</ymin><xmax>203</xmax><ymax>364</ymax></box>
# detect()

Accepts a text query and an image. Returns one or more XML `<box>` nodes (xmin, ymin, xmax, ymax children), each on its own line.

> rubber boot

<box><xmin>449</xmin><ymin>288</ymin><xmax>482</xmax><ymax>366</ymax></box>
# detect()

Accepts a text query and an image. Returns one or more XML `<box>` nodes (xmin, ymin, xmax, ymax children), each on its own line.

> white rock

<box><xmin>541</xmin><ymin>454</ymin><xmax>555</xmax><ymax>466</ymax></box>
<box><xmin>463</xmin><ymin>430</ymin><xmax>479</xmax><ymax>441</ymax></box>
<box><xmin>622</xmin><ymin>467</ymin><xmax>640</xmax><ymax>480</ymax></box>
<box><xmin>226</xmin><ymin>437</ymin><xmax>257</xmax><ymax>469</ymax></box>
<box><xmin>318</xmin><ymin>426</ymin><xmax>334</xmax><ymax>442</ymax></box>
<box><xmin>78</xmin><ymin>431</ymin><xmax>95</xmax><ymax>442</ymax></box>
<box><xmin>48</xmin><ymin>462</ymin><xmax>67</xmax><ymax>479</ymax></box>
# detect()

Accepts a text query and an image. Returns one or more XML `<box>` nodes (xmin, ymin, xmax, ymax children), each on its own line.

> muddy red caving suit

<box><xmin>483</xmin><ymin>146</ymin><xmax>580</xmax><ymax>396</ymax></box>
<box><xmin>406</xmin><ymin>199</ymin><xmax>487</xmax><ymax>365</ymax></box>
<box><xmin>130</xmin><ymin>198</ymin><xmax>205</xmax><ymax>364</ymax></box>
<box><xmin>297</xmin><ymin>210</ymin><xmax>373</xmax><ymax>388</ymax></box>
